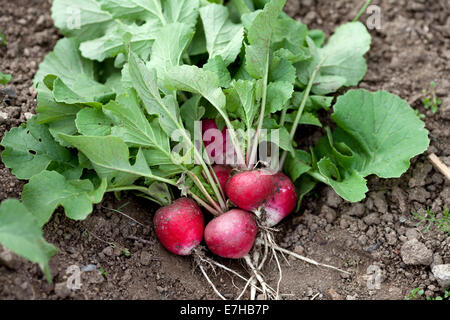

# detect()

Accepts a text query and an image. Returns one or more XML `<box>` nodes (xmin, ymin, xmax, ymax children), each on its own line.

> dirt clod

<box><xmin>400</xmin><ymin>239</ymin><xmax>434</xmax><ymax>266</ymax></box>
<box><xmin>54</xmin><ymin>282</ymin><xmax>71</xmax><ymax>299</ymax></box>
<box><xmin>0</xmin><ymin>245</ymin><xmax>19</xmax><ymax>269</ymax></box>
<box><xmin>431</xmin><ymin>264</ymin><xmax>450</xmax><ymax>289</ymax></box>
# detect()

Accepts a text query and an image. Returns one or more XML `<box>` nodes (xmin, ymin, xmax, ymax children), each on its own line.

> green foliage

<box><xmin>406</xmin><ymin>287</ymin><xmax>450</xmax><ymax>300</ymax></box>
<box><xmin>405</xmin><ymin>287</ymin><xmax>425</xmax><ymax>300</ymax></box>
<box><xmin>0</xmin><ymin>200</ymin><xmax>57</xmax><ymax>282</ymax></box>
<box><xmin>422</xmin><ymin>81</ymin><xmax>442</xmax><ymax>113</ymax></box>
<box><xmin>0</xmin><ymin>0</ymin><xmax>430</xmax><ymax>280</ymax></box>
<box><xmin>0</xmin><ymin>72</ymin><xmax>11</xmax><ymax>85</ymax></box>
<box><xmin>0</xmin><ymin>29</ymin><xmax>6</xmax><ymax>46</ymax></box>
<box><xmin>412</xmin><ymin>207</ymin><xmax>449</xmax><ymax>234</ymax></box>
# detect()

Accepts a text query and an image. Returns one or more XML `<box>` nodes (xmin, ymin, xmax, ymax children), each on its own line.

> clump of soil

<box><xmin>0</xmin><ymin>0</ymin><xmax>449</xmax><ymax>300</ymax></box>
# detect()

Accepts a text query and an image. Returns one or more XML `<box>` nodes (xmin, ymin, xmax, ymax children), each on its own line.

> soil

<box><xmin>0</xmin><ymin>0</ymin><xmax>449</xmax><ymax>300</ymax></box>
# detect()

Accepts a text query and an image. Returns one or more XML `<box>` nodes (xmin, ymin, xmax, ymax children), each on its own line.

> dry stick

<box><xmin>428</xmin><ymin>153</ymin><xmax>450</xmax><ymax>181</ymax></box>
<box><xmin>101</xmin><ymin>205</ymin><xmax>146</xmax><ymax>227</ymax></box>
<box><xmin>126</xmin><ymin>236</ymin><xmax>153</xmax><ymax>245</ymax></box>
<box><xmin>311</xmin><ymin>292</ymin><xmax>320</xmax><ymax>300</ymax></box>
<box><xmin>199</xmin><ymin>265</ymin><xmax>227</xmax><ymax>300</ymax></box>
<box><xmin>279</xmin><ymin>59</ymin><xmax>325</xmax><ymax>169</ymax></box>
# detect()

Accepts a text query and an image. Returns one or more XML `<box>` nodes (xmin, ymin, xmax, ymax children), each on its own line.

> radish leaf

<box><xmin>22</xmin><ymin>171</ymin><xmax>107</xmax><ymax>226</ymax></box>
<box><xmin>200</xmin><ymin>3</ymin><xmax>244</xmax><ymax>66</ymax></box>
<box><xmin>330</xmin><ymin>90</ymin><xmax>430</xmax><ymax>178</ymax></box>
<box><xmin>75</xmin><ymin>108</ymin><xmax>113</xmax><ymax>136</ymax></box>
<box><xmin>148</xmin><ymin>23</ymin><xmax>195</xmax><ymax>78</ymax></box>
<box><xmin>1</xmin><ymin>117</ymin><xmax>79</xmax><ymax>180</ymax></box>
<box><xmin>52</xmin><ymin>0</ymin><xmax>113</xmax><ymax>41</ymax></box>
<box><xmin>311</xmin><ymin>90</ymin><xmax>429</xmax><ymax>201</ymax></box>
<box><xmin>0</xmin><ymin>199</ymin><xmax>57</xmax><ymax>282</ymax></box>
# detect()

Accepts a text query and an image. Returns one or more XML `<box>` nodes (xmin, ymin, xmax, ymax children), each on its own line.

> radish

<box><xmin>262</xmin><ymin>173</ymin><xmax>298</xmax><ymax>227</ymax></box>
<box><xmin>225</xmin><ymin>170</ymin><xmax>275</xmax><ymax>211</ymax></box>
<box><xmin>204</xmin><ymin>209</ymin><xmax>258</xmax><ymax>259</ymax></box>
<box><xmin>153</xmin><ymin>198</ymin><xmax>204</xmax><ymax>256</ymax></box>
<box><xmin>202</xmin><ymin>119</ymin><xmax>237</xmax><ymax>165</ymax></box>
<box><xmin>202</xmin><ymin>119</ymin><xmax>227</xmax><ymax>160</ymax></box>
<box><xmin>212</xmin><ymin>165</ymin><xmax>232</xmax><ymax>192</ymax></box>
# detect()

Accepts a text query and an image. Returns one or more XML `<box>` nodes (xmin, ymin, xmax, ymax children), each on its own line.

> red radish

<box><xmin>202</xmin><ymin>119</ymin><xmax>237</xmax><ymax>165</ymax></box>
<box><xmin>204</xmin><ymin>209</ymin><xmax>258</xmax><ymax>259</ymax></box>
<box><xmin>262</xmin><ymin>173</ymin><xmax>298</xmax><ymax>227</ymax></box>
<box><xmin>212</xmin><ymin>165</ymin><xmax>232</xmax><ymax>192</ymax></box>
<box><xmin>226</xmin><ymin>170</ymin><xmax>275</xmax><ymax>211</ymax></box>
<box><xmin>202</xmin><ymin>119</ymin><xmax>226</xmax><ymax>158</ymax></box>
<box><xmin>153</xmin><ymin>198</ymin><xmax>204</xmax><ymax>256</ymax></box>
<box><xmin>201</xmin><ymin>119</ymin><xmax>220</xmax><ymax>149</ymax></box>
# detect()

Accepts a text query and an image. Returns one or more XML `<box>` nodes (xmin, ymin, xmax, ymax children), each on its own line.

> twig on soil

<box><xmin>101</xmin><ymin>205</ymin><xmax>147</xmax><ymax>227</ymax></box>
<box><xmin>428</xmin><ymin>153</ymin><xmax>450</xmax><ymax>181</ymax></box>
<box><xmin>125</xmin><ymin>236</ymin><xmax>153</xmax><ymax>245</ymax></box>
<box><xmin>311</xmin><ymin>292</ymin><xmax>320</xmax><ymax>300</ymax></box>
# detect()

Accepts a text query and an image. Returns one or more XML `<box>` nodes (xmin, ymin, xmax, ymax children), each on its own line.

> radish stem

<box><xmin>187</xmin><ymin>171</ymin><xmax>223</xmax><ymax>214</ymax></box>
<box><xmin>353</xmin><ymin>0</ymin><xmax>373</xmax><ymax>22</ymax></box>
<box><xmin>188</xmin><ymin>191</ymin><xmax>221</xmax><ymax>216</ymax></box>
<box><xmin>231</xmin><ymin>0</ymin><xmax>251</xmax><ymax>15</ymax></box>
<box><xmin>248</xmin><ymin>58</ymin><xmax>270</xmax><ymax>168</ymax></box>
<box><xmin>206</xmin><ymin>164</ymin><xmax>227</xmax><ymax>209</ymax></box>
<box><xmin>279</xmin><ymin>59</ymin><xmax>324</xmax><ymax>170</ymax></box>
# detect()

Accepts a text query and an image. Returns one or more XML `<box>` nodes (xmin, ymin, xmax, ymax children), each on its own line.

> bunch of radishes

<box><xmin>153</xmin><ymin>120</ymin><xmax>298</xmax><ymax>261</ymax></box>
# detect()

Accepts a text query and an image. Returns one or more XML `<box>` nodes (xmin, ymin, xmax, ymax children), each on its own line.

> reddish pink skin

<box><xmin>201</xmin><ymin>119</ymin><xmax>227</xmax><ymax>158</ymax></box>
<box><xmin>201</xmin><ymin>119</ymin><xmax>220</xmax><ymax>150</ymax></box>
<box><xmin>225</xmin><ymin>170</ymin><xmax>275</xmax><ymax>211</ymax></box>
<box><xmin>153</xmin><ymin>198</ymin><xmax>204</xmax><ymax>256</ymax></box>
<box><xmin>263</xmin><ymin>173</ymin><xmax>298</xmax><ymax>227</ymax></box>
<box><xmin>204</xmin><ymin>209</ymin><xmax>258</xmax><ymax>259</ymax></box>
<box><xmin>213</xmin><ymin>165</ymin><xmax>232</xmax><ymax>192</ymax></box>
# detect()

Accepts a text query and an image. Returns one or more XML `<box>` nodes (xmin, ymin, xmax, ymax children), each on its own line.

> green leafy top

<box><xmin>0</xmin><ymin>0</ymin><xmax>430</xmax><ymax>281</ymax></box>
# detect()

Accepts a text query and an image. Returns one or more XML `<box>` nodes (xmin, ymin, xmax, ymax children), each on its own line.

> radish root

<box><xmin>193</xmin><ymin>247</ymin><xmax>264</xmax><ymax>299</ymax></box>
<box><xmin>244</xmin><ymin>253</ymin><xmax>278</xmax><ymax>300</ymax></box>
<box><xmin>199</xmin><ymin>265</ymin><xmax>227</xmax><ymax>300</ymax></box>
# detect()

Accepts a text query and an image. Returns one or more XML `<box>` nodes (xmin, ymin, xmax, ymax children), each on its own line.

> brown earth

<box><xmin>0</xmin><ymin>0</ymin><xmax>449</xmax><ymax>300</ymax></box>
